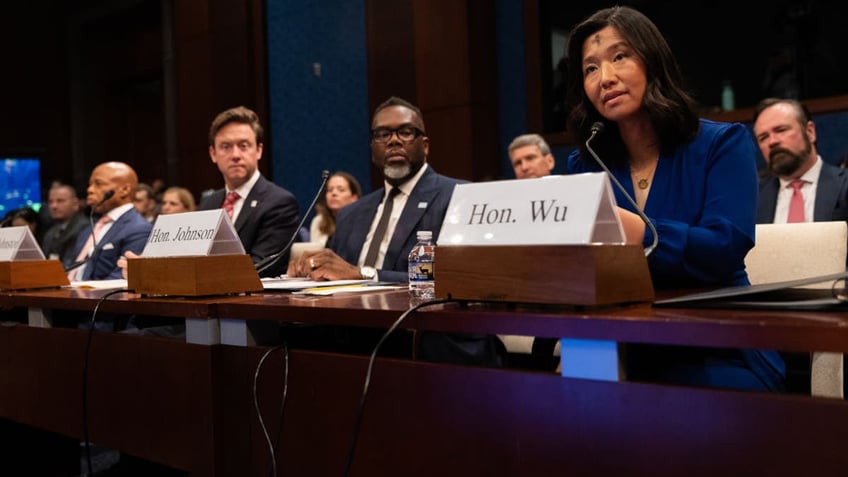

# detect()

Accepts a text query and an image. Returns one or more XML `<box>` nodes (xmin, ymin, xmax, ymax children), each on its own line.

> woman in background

<box><xmin>159</xmin><ymin>186</ymin><xmax>196</xmax><ymax>215</ymax></box>
<box><xmin>3</xmin><ymin>207</ymin><xmax>39</xmax><ymax>235</ymax></box>
<box><xmin>309</xmin><ymin>172</ymin><xmax>361</xmax><ymax>245</ymax></box>
<box><xmin>564</xmin><ymin>6</ymin><xmax>783</xmax><ymax>391</ymax></box>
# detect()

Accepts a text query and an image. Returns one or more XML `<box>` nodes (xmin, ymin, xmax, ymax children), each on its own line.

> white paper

<box><xmin>68</xmin><ymin>279</ymin><xmax>129</xmax><ymax>289</ymax></box>
<box><xmin>260</xmin><ymin>277</ymin><xmax>371</xmax><ymax>291</ymax></box>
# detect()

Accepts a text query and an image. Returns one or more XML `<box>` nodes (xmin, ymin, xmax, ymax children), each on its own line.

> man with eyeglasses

<box><xmin>288</xmin><ymin>96</ymin><xmax>505</xmax><ymax>367</ymax></box>
<box><xmin>199</xmin><ymin>105</ymin><xmax>300</xmax><ymax>277</ymax></box>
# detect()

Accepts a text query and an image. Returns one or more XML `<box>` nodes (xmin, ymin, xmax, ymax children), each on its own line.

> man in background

<box><xmin>199</xmin><ymin>106</ymin><xmax>300</xmax><ymax>278</ymax></box>
<box><xmin>507</xmin><ymin>133</ymin><xmax>557</xmax><ymax>369</ymax></box>
<box><xmin>753</xmin><ymin>97</ymin><xmax>848</xmax><ymax>397</ymax></box>
<box><xmin>133</xmin><ymin>182</ymin><xmax>159</xmax><ymax>222</ymax></box>
<box><xmin>753</xmin><ymin>98</ymin><xmax>848</xmax><ymax>224</ymax></box>
<box><xmin>508</xmin><ymin>133</ymin><xmax>555</xmax><ymax>179</ymax></box>
<box><xmin>40</xmin><ymin>183</ymin><xmax>87</xmax><ymax>268</ymax></box>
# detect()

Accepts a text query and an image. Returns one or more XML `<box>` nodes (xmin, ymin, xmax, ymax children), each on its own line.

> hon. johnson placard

<box><xmin>142</xmin><ymin>209</ymin><xmax>245</xmax><ymax>257</ymax></box>
<box><xmin>437</xmin><ymin>172</ymin><xmax>625</xmax><ymax>246</ymax></box>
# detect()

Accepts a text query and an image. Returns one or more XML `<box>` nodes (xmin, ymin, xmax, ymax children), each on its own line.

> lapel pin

<box><xmin>251</xmin><ymin>200</ymin><xmax>258</xmax><ymax>208</ymax></box>
<box><xmin>418</xmin><ymin>202</ymin><xmax>427</xmax><ymax>208</ymax></box>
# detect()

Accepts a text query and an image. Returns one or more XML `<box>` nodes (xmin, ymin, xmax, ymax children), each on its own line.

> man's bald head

<box><xmin>86</xmin><ymin>161</ymin><xmax>140</xmax><ymax>213</ymax></box>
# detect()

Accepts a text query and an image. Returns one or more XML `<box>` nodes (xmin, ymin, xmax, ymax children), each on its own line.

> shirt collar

<box><xmin>105</xmin><ymin>202</ymin><xmax>135</xmax><ymax>222</ymax></box>
<box><xmin>779</xmin><ymin>156</ymin><xmax>822</xmax><ymax>188</ymax></box>
<box><xmin>228</xmin><ymin>169</ymin><xmax>261</xmax><ymax>198</ymax></box>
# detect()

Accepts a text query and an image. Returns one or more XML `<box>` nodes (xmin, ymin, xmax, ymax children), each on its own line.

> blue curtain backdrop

<box><xmin>266</xmin><ymin>0</ymin><xmax>371</xmax><ymax>221</ymax></box>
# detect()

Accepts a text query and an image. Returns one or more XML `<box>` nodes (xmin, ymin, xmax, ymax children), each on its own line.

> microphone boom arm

<box><xmin>255</xmin><ymin>170</ymin><xmax>330</xmax><ymax>275</ymax></box>
<box><xmin>585</xmin><ymin>123</ymin><xmax>659</xmax><ymax>257</ymax></box>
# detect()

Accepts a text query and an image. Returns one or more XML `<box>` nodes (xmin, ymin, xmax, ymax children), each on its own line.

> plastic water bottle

<box><xmin>721</xmin><ymin>81</ymin><xmax>735</xmax><ymax>111</ymax></box>
<box><xmin>408</xmin><ymin>230</ymin><xmax>435</xmax><ymax>300</ymax></box>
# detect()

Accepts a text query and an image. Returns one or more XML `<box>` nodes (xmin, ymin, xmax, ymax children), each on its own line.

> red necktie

<box><xmin>222</xmin><ymin>191</ymin><xmax>240</xmax><ymax>220</ymax></box>
<box><xmin>787</xmin><ymin>180</ymin><xmax>806</xmax><ymax>223</ymax></box>
<box><xmin>68</xmin><ymin>215</ymin><xmax>112</xmax><ymax>281</ymax></box>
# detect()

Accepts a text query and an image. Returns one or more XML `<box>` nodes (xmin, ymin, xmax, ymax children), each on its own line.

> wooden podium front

<box><xmin>435</xmin><ymin>244</ymin><xmax>653</xmax><ymax>305</ymax></box>
<box><xmin>127</xmin><ymin>254</ymin><xmax>263</xmax><ymax>296</ymax></box>
<box><xmin>0</xmin><ymin>260</ymin><xmax>69</xmax><ymax>290</ymax></box>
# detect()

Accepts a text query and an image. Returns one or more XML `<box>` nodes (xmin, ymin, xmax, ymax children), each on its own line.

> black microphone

<box><xmin>255</xmin><ymin>170</ymin><xmax>330</xmax><ymax>276</ymax></box>
<box><xmin>585</xmin><ymin>122</ymin><xmax>658</xmax><ymax>257</ymax></box>
<box><xmin>64</xmin><ymin>190</ymin><xmax>115</xmax><ymax>273</ymax></box>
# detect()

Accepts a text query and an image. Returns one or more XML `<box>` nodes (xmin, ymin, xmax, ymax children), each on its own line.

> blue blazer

<box><xmin>328</xmin><ymin>166</ymin><xmax>464</xmax><ymax>283</ymax></box>
<box><xmin>756</xmin><ymin>160</ymin><xmax>848</xmax><ymax>223</ymax></box>
<box><xmin>199</xmin><ymin>175</ymin><xmax>300</xmax><ymax>277</ymax></box>
<box><xmin>72</xmin><ymin>208</ymin><xmax>152</xmax><ymax>280</ymax></box>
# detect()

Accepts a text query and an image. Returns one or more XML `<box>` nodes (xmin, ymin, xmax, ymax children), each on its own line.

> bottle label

<box><xmin>409</xmin><ymin>261</ymin><xmax>434</xmax><ymax>281</ymax></box>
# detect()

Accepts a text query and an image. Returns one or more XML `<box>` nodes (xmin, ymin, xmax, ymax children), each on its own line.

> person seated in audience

<box><xmin>508</xmin><ymin>133</ymin><xmax>556</xmax><ymax>179</ymax></box>
<box><xmin>159</xmin><ymin>186</ymin><xmax>197</xmax><ymax>214</ymax></box>
<box><xmin>198</xmin><ymin>105</ymin><xmax>300</xmax><ymax>278</ymax></box>
<box><xmin>506</xmin><ymin>134</ymin><xmax>559</xmax><ymax>369</ymax></box>
<box><xmin>753</xmin><ymin>98</ymin><xmax>848</xmax><ymax>396</ymax></box>
<box><xmin>40</xmin><ymin>183</ymin><xmax>88</xmax><ymax>268</ymax></box>
<box><xmin>563</xmin><ymin>6</ymin><xmax>783</xmax><ymax>391</ymax></box>
<box><xmin>309</xmin><ymin>171</ymin><xmax>361</xmax><ymax>245</ymax></box>
<box><xmin>67</xmin><ymin>162</ymin><xmax>152</xmax><ymax>281</ymax></box>
<box><xmin>133</xmin><ymin>182</ymin><xmax>159</xmax><ymax>222</ymax></box>
<box><xmin>2</xmin><ymin>207</ymin><xmax>39</xmax><ymax>235</ymax></box>
<box><xmin>287</xmin><ymin>96</ymin><xmax>505</xmax><ymax>367</ymax></box>
<box><xmin>752</xmin><ymin>98</ymin><xmax>848</xmax><ymax>224</ymax></box>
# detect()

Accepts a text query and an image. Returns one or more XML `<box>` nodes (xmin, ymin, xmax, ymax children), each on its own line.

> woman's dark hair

<box><xmin>2</xmin><ymin>207</ymin><xmax>39</xmax><ymax>228</ymax></box>
<box><xmin>565</xmin><ymin>6</ymin><xmax>699</xmax><ymax>163</ymax></box>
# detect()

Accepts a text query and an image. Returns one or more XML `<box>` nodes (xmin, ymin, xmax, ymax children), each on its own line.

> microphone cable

<box><xmin>65</xmin><ymin>190</ymin><xmax>116</xmax><ymax>274</ymax></box>
<box><xmin>585</xmin><ymin>122</ymin><xmax>659</xmax><ymax>257</ymax></box>
<box><xmin>252</xmin><ymin>342</ymin><xmax>290</xmax><ymax>477</ymax></box>
<box><xmin>255</xmin><ymin>170</ymin><xmax>330</xmax><ymax>276</ymax></box>
<box><xmin>342</xmin><ymin>298</ymin><xmax>458</xmax><ymax>477</ymax></box>
<box><xmin>80</xmin><ymin>287</ymin><xmax>133</xmax><ymax>476</ymax></box>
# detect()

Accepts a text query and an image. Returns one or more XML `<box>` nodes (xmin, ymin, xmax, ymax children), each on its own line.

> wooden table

<box><xmin>2</xmin><ymin>287</ymin><xmax>848</xmax><ymax>476</ymax></box>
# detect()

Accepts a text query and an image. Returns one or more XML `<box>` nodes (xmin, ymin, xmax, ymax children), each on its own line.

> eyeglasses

<box><xmin>370</xmin><ymin>125</ymin><xmax>424</xmax><ymax>144</ymax></box>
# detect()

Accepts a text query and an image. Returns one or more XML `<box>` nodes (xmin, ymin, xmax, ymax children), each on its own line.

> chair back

<box><xmin>745</xmin><ymin>221</ymin><xmax>847</xmax><ymax>288</ymax></box>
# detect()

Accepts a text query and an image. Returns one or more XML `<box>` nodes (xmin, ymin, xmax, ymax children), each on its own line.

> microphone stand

<box><xmin>255</xmin><ymin>170</ymin><xmax>330</xmax><ymax>275</ymax></box>
<box><xmin>585</xmin><ymin>122</ymin><xmax>659</xmax><ymax>257</ymax></box>
<box><xmin>64</xmin><ymin>190</ymin><xmax>115</xmax><ymax>273</ymax></box>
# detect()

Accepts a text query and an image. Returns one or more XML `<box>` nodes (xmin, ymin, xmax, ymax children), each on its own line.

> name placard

<box><xmin>0</xmin><ymin>226</ymin><xmax>45</xmax><ymax>261</ymax></box>
<box><xmin>142</xmin><ymin>209</ymin><xmax>245</xmax><ymax>257</ymax></box>
<box><xmin>437</xmin><ymin>172</ymin><xmax>624</xmax><ymax>245</ymax></box>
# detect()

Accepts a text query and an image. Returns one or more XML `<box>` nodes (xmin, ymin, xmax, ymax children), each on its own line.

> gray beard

<box><xmin>384</xmin><ymin>163</ymin><xmax>411</xmax><ymax>181</ymax></box>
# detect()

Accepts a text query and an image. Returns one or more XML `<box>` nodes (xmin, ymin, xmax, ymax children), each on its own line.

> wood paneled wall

<box><xmin>367</xmin><ymin>0</ymin><xmax>500</xmax><ymax>184</ymax></box>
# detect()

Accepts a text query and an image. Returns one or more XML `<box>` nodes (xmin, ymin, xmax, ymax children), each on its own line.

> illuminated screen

<box><xmin>0</xmin><ymin>158</ymin><xmax>42</xmax><ymax>214</ymax></box>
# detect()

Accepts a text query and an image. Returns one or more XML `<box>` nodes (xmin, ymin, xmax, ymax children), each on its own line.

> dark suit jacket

<box><xmin>327</xmin><ymin>166</ymin><xmax>505</xmax><ymax>367</ymax></box>
<box><xmin>757</xmin><ymin>161</ymin><xmax>848</xmax><ymax>223</ymax></box>
<box><xmin>328</xmin><ymin>166</ymin><xmax>463</xmax><ymax>283</ymax></box>
<box><xmin>41</xmin><ymin>213</ymin><xmax>88</xmax><ymax>269</ymax></box>
<box><xmin>199</xmin><ymin>175</ymin><xmax>300</xmax><ymax>278</ymax></box>
<box><xmin>71</xmin><ymin>208</ymin><xmax>152</xmax><ymax>280</ymax></box>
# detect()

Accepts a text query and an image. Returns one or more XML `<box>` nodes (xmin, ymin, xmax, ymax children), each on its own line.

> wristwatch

<box><xmin>360</xmin><ymin>266</ymin><xmax>377</xmax><ymax>280</ymax></box>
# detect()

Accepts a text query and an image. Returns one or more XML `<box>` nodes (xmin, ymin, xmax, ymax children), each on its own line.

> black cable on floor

<box><xmin>252</xmin><ymin>343</ymin><xmax>290</xmax><ymax>477</ymax></box>
<box><xmin>342</xmin><ymin>298</ymin><xmax>455</xmax><ymax>477</ymax></box>
<box><xmin>81</xmin><ymin>288</ymin><xmax>132</xmax><ymax>477</ymax></box>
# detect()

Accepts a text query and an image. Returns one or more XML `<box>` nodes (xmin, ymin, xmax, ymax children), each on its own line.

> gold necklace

<box><xmin>631</xmin><ymin>161</ymin><xmax>658</xmax><ymax>190</ymax></box>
